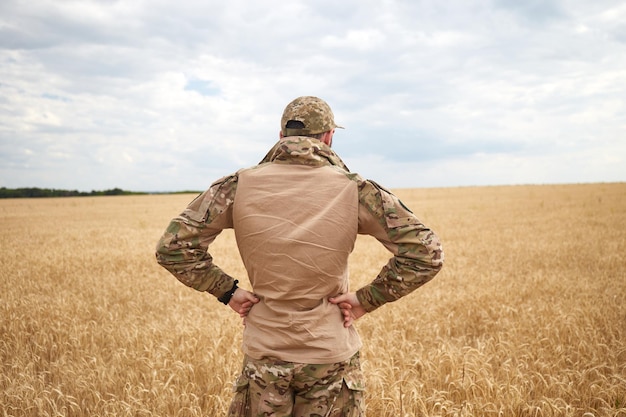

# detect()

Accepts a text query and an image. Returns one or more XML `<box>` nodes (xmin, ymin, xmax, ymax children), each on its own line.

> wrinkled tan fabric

<box><xmin>234</xmin><ymin>163</ymin><xmax>362</xmax><ymax>363</ymax></box>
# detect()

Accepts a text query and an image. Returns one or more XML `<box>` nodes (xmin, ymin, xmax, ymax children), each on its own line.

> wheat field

<box><xmin>1</xmin><ymin>183</ymin><xmax>624</xmax><ymax>417</ymax></box>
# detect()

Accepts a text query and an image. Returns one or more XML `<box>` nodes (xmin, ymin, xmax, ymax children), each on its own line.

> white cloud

<box><xmin>321</xmin><ymin>29</ymin><xmax>386</xmax><ymax>51</ymax></box>
<box><xmin>0</xmin><ymin>0</ymin><xmax>624</xmax><ymax>191</ymax></box>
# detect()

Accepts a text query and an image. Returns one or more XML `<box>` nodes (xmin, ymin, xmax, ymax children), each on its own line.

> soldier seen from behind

<box><xmin>155</xmin><ymin>96</ymin><xmax>444</xmax><ymax>416</ymax></box>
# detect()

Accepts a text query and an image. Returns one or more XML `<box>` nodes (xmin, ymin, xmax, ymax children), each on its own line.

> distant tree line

<box><xmin>0</xmin><ymin>187</ymin><xmax>146</xmax><ymax>198</ymax></box>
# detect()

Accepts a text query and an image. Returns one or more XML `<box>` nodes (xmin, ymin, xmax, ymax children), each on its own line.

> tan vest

<box><xmin>233</xmin><ymin>163</ymin><xmax>362</xmax><ymax>363</ymax></box>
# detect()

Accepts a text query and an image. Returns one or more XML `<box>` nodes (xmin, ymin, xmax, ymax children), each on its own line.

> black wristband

<box><xmin>218</xmin><ymin>280</ymin><xmax>239</xmax><ymax>305</ymax></box>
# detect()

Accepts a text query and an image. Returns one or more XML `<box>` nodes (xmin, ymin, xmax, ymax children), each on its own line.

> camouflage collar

<box><xmin>258</xmin><ymin>136</ymin><xmax>350</xmax><ymax>171</ymax></box>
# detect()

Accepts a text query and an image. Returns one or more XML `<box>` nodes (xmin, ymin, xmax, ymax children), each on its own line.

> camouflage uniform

<box><xmin>228</xmin><ymin>352</ymin><xmax>364</xmax><ymax>417</ymax></box>
<box><xmin>155</xmin><ymin>136</ymin><xmax>443</xmax><ymax>312</ymax></box>
<box><xmin>155</xmin><ymin>96</ymin><xmax>444</xmax><ymax>416</ymax></box>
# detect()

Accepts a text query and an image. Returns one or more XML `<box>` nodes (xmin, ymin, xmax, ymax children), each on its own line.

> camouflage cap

<box><xmin>281</xmin><ymin>96</ymin><xmax>344</xmax><ymax>136</ymax></box>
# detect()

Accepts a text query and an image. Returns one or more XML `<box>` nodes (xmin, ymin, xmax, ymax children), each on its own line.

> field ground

<box><xmin>1</xmin><ymin>182</ymin><xmax>625</xmax><ymax>416</ymax></box>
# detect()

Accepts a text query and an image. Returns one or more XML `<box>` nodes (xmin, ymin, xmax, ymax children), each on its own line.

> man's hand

<box><xmin>228</xmin><ymin>288</ymin><xmax>259</xmax><ymax>318</ymax></box>
<box><xmin>329</xmin><ymin>292</ymin><xmax>366</xmax><ymax>328</ymax></box>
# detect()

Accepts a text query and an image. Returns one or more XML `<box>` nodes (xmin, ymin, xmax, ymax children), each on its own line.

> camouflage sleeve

<box><xmin>355</xmin><ymin>180</ymin><xmax>444</xmax><ymax>312</ymax></box>
<box><xmin>155</xmin><ymin>174</ymin><xmax>238</xmax><ymax>299</ymax></box>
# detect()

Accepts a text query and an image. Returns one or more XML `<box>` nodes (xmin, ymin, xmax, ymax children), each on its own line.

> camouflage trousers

<box><xmin>227</xmin><ymin>352</ymin><xmax>365</xmax><ymax>417</ymax></box>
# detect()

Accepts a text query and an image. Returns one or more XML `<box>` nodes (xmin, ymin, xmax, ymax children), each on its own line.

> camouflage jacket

<box><xmin>155</xmin><ymin>136</ymin><xmax>443</xmax><ymax>312</ymax></box>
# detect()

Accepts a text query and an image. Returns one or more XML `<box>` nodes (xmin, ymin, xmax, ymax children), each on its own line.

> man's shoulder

<box><xmin>181</xmin><ymin>172</ymin><xmax>240</xmax><ymax>223</ymax></box>
<box><xmin>357</xmin><ymin>179</ymin><xmax>419</xmax><ymax>227</ymax></box>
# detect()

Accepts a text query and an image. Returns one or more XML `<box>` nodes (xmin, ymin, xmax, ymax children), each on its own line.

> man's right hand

<box><xmin>329</xmin><ymin>292</ymin><xmax>366</xmax><ymax>328</ymax></box>
<box><xmin>228</xmin><ymin>288</ymin><xmax>260</xmax><ymax>318</ymax></box>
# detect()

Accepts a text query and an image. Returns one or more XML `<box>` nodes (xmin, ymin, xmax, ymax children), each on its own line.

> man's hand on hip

<box><xmin>329</xmin><ymin>292</ymin><xmax>366</xmax><ymax>328</ymax></box>
<box><xmin>228</xmin><ymin>288</ymin><xmax>259</xmax><ymax>318</ymax></box>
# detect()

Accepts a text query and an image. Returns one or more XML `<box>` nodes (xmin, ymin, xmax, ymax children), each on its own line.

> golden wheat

<box><xmin>1</xmin><ymin>183</ymin><xmax>624</xmax><ymax>417</ymax></box>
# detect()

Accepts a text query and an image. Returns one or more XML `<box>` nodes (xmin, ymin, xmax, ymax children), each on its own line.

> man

<box><xmin>155</xmin><ymin>96</ymin><xmax>444</xmax><ymax>416</ymax></box>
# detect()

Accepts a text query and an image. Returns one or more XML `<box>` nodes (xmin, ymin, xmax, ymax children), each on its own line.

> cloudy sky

<box><xmin>1</xmin><ymin>0</ymin><xmax>624</xmax><ymax>191</ymax></box>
